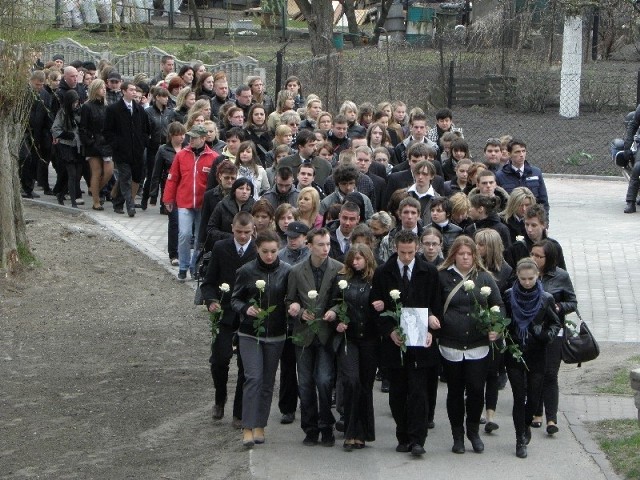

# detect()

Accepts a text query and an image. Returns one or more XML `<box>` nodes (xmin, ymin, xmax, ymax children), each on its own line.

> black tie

<box><xmin>402</xmin><ymin>265</ymin><xmax>410</xmax><ymax>294</ymax></box>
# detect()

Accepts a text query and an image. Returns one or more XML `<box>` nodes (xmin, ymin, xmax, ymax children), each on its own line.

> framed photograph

<box><xmin>400</xmin><ymin>308</ymin><xmax>429</xmax><ymax>347</ymax></box>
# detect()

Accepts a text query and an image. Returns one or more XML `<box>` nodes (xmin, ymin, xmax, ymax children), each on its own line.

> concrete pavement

<box><xmin>26</xmin><ymin>175</ymin><xmax>639</xmax><ymax>479</ymax></box>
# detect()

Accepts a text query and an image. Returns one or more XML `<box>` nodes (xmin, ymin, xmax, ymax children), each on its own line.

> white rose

<box><xmin>220</xmin><ymin>283</ymin><xmax>230</xmax><ymax>293</ymax></box>
<box><xmin>308</xmin><ymin>290</ymin><xmax>318</xmax><ymax>300</ymax></box>
<box><xmin>516</xmin><ymin>235</ymin><xmax>525</xmax><ymax>242</ymax></box>
<box><xmin>338</xmin><ymin>279</ymin><xmax>348</xmax><ymax>290</ymax></box>
<box><xmin>463</xmin><ymin>280</ymin><xmax>475</xmax><ymax>291</ymax></box>
<box><xmin>389</xmin><ymin>289</ymin><xmax>401</xmax><ymax>301</ymax></box>
<box><xmin>255</xmin><ymin>279</ymin><xmax>266</xmax><ymax>291</ymax></box>
<box><xmin>480</xmin><ymin>286</ymin><xmax>492</xmax><ymax>297</ymax></box>
<box><xmin>490</xmin><ymin>305</ymin><xmax>501</xmax><ymax>313</ymax></box>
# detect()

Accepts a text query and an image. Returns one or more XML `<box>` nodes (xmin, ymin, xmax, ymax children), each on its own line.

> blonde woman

<box><xmin>500</xmin><ymin>187</ymin><xmax>537</xmax><ymax>243</ymax></box>
<box><xmin>80</xmin><ymin>78</ymin><xmax>113</xmax><ymax>210</ymax></box>
<box><xmin>296</xmin><ymin>186</ymin><xmax>323</xmax><ymax>229</ymax></box>
<box><xmin>170</xmin><ymin>87</ymin><xmax>196</xmax><ymax>124</ymax></box>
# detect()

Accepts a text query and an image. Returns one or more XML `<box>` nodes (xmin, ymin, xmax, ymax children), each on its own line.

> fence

<box><xmin>279</xmin><ymin>6</ymin><xmax>638</xmax><ymax>177</ymax></box>
<box><xmin>41</xmin><ymin>38</ymin><xmax>264</xmax><ymax>88</ymax></box>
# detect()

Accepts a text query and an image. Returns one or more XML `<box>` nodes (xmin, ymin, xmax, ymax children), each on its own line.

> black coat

<box><xmin>244</xmin><ymin>126</ymin><xmax>273</xmax><ymax>166</ymax></box>
<box><xmin>438</xmin><ymin>269</ymin><xmax>504</xmax><ymax>351</ymax></box>
<box><xmin>146</xmin><ymin>103</ymin><xmax>172</xmax><ymax>153</ymax></box>
<box><xmin>231</xmin><ymin>258</ymin><xmax>291</xmax><ymax>338</ymax></box>
<box><xmin>330</xmin><ymin>273</ymin><xmax>378</xmax><ymax>343</ymax></box>
<box><xmin>103</xmin><ymin>99</ymin><xmax>149</xmax><ymax>165</ymax></box>
<box><xmin>79</xmin><ymin>100</ymin><xmax>112</xmax><ymax>158</ymax></box>
<box><xmin>504</xmin><ymin>235</ymin><xmax>566</xmax><ymax>270</ymax></box>
<box><xmin>503</xmin><ymin>287</ymin><xmax>561</xmax><ymax>356</ymax></box>
<box><xmin>371</xmin><ymin>254</ymin><xmax>443</xmax><ymax>368</ymax></box>
<box><xmin>199</xmin><ymin>186</ymin><xmax>227</xmax><ymax>251</ymax></box>
<box><xmin>540</xmin><ymin>267</ymin><xmax>577</xmax><ymax>325</ymax></box>
<box><xmin>206</xmin><ymin>195</ymin><xmax>255</xmax><ymax>248</ymax></box>
<box><xmin>464</xmin><ymin>213</ymin><xmax>512</xmax><ymax>250</ymax></box>
<box><xmin>200</xmin><ymin>237</ymin><xmax>257</xmax><ymax>329</ymax></box>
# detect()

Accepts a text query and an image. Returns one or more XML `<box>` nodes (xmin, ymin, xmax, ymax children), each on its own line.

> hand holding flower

<box><xmin>371</xmin><ymin>300</ymin><xmax>385</xmax><ymax>312</ymax></box>
<box><xmin>337</xmin><ymin>322</ymin><xmax>348</xmax><ymax>333</ymax></box>
<box><xmin>323</xmin><ymin>310</ymin><xmax>337</xmax><ymax>322</ymax></box>
<box><xmin>209</xmin><ymin>302</ymin><xmax>221</xmax><ymax>313</ymax></box>
<box><xmin>390</xmin><ymin>329</ymin><xmax>404</xmax><ymax>347</ymax></box>
<box><xmin>247</xmin><ymin>305</ymin><xmax>261</xmax><ymax>317</ymax></box>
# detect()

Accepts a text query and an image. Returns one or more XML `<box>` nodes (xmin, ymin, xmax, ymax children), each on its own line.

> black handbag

<box><xmin>561</xmin><ymin>310</ymin><xmax>599</xmax><ymax>366</ymax></box>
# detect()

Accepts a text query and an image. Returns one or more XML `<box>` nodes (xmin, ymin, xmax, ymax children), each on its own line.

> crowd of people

<box><xmin>22</xmin><ymin>52</ymin><xmax>577</xmax><ymax>459</ymax></box>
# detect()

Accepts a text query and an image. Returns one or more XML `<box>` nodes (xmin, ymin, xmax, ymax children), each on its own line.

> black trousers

<box><xmin>112</xmin><ymin>161</ymin><xmax>143</xmax><ymax>213</ymax></box>
<box><xmin>485</xmin><ymin>347</ymin><xmax>504</xmax><ymax>411</ymax></box>
<box><xmin>19</xmin><ymin>139</ymin><xmax>37</xmax><ymax>194</ymax></box>
<box><xmin>388</xmin><ymin>365</ymin><xmax>430</xmax><ymax>447</ymax></box>
<box><xmin>506</xmin><ymin>349</ymin><xmax>546</xmax><ymax>438</ymax></box>
<box><xmin>337</xmin><ymin>338</ymin><xmax>378</xmax><ymax>442</ymax></box>
<box><xmin>168</xmin><ymin>209</ymin><xmax>178</xmax><ymax>260</ymax></box>
<box><xmin>209</xmin><ymin>324</ymin><xmax>244</xmax><ymax>419</ymax></box>
<box><xmin>66</xmin><ymin>163</ymin><xmax>83</xmax><ymax>206</ymax></box>
<box><xmin>535</xmin><ymin>335</ymin><xmax>562</xmax><ymax>423</ymax></box>
<box><xmin>278</xmin><ymin>336</ymin><xmax>298</xmax><ymax>415</ymax></box>
<box><xmin>442</xmin><ymin>354</ymin><xmax>489</xmax><ymax>431</ymax></box>
<box><xmin>625</xmin><ymin>160</ymin><xmax>640</xmax><ymax>202</ymax></box>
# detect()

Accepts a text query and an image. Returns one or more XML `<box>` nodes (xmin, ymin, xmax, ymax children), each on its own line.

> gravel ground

<box><xmin>1</xmin><ymin>204</ymin><xmax>250</xmax><ymax>480</ymax></box>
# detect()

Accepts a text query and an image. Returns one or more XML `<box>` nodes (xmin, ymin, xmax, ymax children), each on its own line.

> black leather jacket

<box><xmin>331</xmin><ymin>273</ymin><xmax>377</xmax><ymax>343</ymax></box>
<box><xmin>146</xmin><ymin>103</ymin><xmax>172</xmax><ymax>152</ymax></box>
<box><xmin>231</xmin><ymin>258</ymin><xmax>291</xmax><ymax>338</ymax></box>
<box><xmin>540</xmin><ymin>267</ymin><xmax>577</xmax><ymax>325</ymax></box>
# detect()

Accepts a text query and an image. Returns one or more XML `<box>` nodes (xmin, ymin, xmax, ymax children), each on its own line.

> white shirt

<box><xmin>407</xmin><ymin>184</ymin><xmax>435</xmax><ymax>199</ymax></box>
<box><xmin>336</xmin><ymin>227</ymin><xmax>351</xmax><ymax>253</ymax></box>
<box><xmin>234</xmin><ymin>239</ymin><xmax>251</xmax><ymax>255</ymax></box>
<box><xmin>396</xmin><ymin>258</ymin><xmax>415</xmax><ymax>280</ymax></box>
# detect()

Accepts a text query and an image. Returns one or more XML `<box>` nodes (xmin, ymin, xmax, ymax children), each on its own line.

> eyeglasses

<box><xmin>531</xmin><ymin>253</ymin><xmax>546</xmax><ymax>259</ymax></box>
<box><xmin>422</xmin><ymin>241</ymin><xmax>441</xmax><ymax>247</ymax></box>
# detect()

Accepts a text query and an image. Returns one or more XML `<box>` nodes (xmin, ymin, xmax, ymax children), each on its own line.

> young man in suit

<box><xmin>201</xmin><ymin>212</ymin><xmax>257</xmax><ymax>428</ymax></box>
<box><xmin>286</xmin><ymin>228</ymin><xmax>343</xmax><ymax>447</ymax></box>
<box><xmin>103</xmin><ymin>81</ymin><xmax>149</xmax><ymax>216</ymax></box>
<box><xmin>371</xmin><ymin>230</ymin><xmax>443</xmax><ymax>456</ymax></box>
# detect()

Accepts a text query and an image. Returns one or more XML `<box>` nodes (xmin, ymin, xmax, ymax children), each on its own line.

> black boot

<box><xmin>516</xmin><ymin>435</ymin><xmax>528</xmax><ymax>458</ymax></box>
<box><xmin>624</xmin><ymin>202</ymin><xmax>636</xmax><ymax>213</ymax></box>
<box><xmin>466</xmin><ymin>422</ymin><xmax>484</xmax><ymax>453</ymax></box>
<box><xmin>451</xmin><ymin>426</ymin><xmax>465</xmax><ymax>454</ymax></box>
<box><xmin>56</xmin><ymin>192</ymin><xmax>65</xmax><ymax>205</ymax></box>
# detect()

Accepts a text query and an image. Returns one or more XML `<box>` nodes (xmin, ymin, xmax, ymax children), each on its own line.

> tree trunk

<box><xmin>0</xmin><ymin>120</ymin><xmax>28</xmax><ymax>272</ymax></box>
<box><xmin>189</xmin><ymin>0</ymin><xmax>202</xmax><ymax>39</ymax></box>
<box><xmin>371</xmin><ymin>0</ymin><xmax>394</xmax><ymax>45</ymax></box>
<box><xmin>342</xmin><ymin>0</ymin><xmax>361</xmax><ymax>47</ymax></box>
<box><xmin>294</xmin><ymin>0</ymin><xmax>334</xmax><ymax>56</ymax></box>
<box><xmin>559</xmin><ymin>15</ymin><xmax>582</xmax><ymax>118</ymax></box>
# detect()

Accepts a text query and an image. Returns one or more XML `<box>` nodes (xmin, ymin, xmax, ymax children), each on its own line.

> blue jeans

<box><xmin>295</xmin><ymin>338</ymin><xmax>336</xmax><ymax>435</ymax></box>
<box><xmin>178</xmin><ymin>207</ymin><xmax>201</xmax><ymax>273</ymax></box>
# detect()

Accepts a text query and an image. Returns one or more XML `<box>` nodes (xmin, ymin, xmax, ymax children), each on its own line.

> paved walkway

<box><xmin>26</xmin><ymin>175</ymin><xmax>639</xmax><ymax>479</ymax></box>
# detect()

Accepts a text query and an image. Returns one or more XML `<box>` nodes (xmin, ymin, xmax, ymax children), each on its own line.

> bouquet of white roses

<box><xmin>465</xmin><ymin>280</ymin><xmax>527</xmax><ymax>369</ymax></box>
<box><xmin>335</xmin><ymin>279</ymin><xmax>350</xmax><ymax>353</ymax></box>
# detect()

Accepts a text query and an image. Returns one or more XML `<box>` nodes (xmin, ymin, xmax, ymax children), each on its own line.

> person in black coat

<box><xmin>206</xmin><ymin>178</ymin><xmax>256</xmax><ymax>248</ymax></box>
<box><xmin>383</xmin><ymin>154</ymin><xmax>446</xmax><ymax>211</ymax></box>
<box><xmin>80</xmin><ymin>79</ymin><xmax>113</xmax><ymax>210</ymax></box>
<box><xmin>464</xmin><ymin>194</ymin><xmax>512</xmax><ymax>250</ymax></box>
<box><xmin>370</xmin><ymin>230</ymin><xmax>443</xmax><ymax>456</ymax></box>
<box><xmin>435</xmin><ymin>236</ymin><xmax>504</xmax><ymax>454</ymax></box>
<box><xmin>142</xmin><ymin>88</ymin><xmax>172</xmax><ymax>210</ymax></box>
<box><xmin>197</xmin><ymin>160</ymin><xmax>238</xmax><ymax>252</ymax></box>
<box><xmin>103</xmin><ymin>81</ymin><xmax>149</xmax><ymax>216</ymax></box>
<box><xmin>504</xmin><ymin>204</ymin><xmax>566</xmax><ymax>270</ymax></box>
<box><xmin>503</xmin><ymin>257</ymin><xmax>561</xmax><ymax>459</ymax></box>
<box><xmin>201</xmin><ymin>211</ymin><xmax>257</xmax><ymax>425</ymax></box>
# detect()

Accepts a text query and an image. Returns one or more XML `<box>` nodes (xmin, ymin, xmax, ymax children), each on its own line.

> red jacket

<box><xmin>162</xmin><ymin>145</ymin><xmax>217</xmax><ymax>209</ymax></box>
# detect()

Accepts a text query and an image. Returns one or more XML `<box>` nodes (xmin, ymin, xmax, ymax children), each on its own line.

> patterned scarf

<box><xmin>510</xmin><ymin>280</ymin><xmax>544</xmax><ymax>344</ymax></box>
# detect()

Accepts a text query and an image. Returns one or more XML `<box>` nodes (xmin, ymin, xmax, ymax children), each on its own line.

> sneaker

<box><xmin>76</xmin><ymin>198</ymin><xmax>85</xmax><ymax>205</ymax></box>
<box><xmin>170</xmin><ymin>258</ymin><xmax>179</xmax><ymax>266</ymax></box>
<box><xmin>177</xmin><ymin>270</ymin><xmax>187</xmax><ymax>280</ymax></box>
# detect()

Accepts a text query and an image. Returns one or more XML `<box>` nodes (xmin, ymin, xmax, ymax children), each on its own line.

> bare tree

<box><xmin>0</xmin><ymin>1</ymin><xmax>36</xmax><ymax>272</ymax></box>
<box><xmin>371</xmin><ymin>0</ymin><xmax>395</xmax><ymax>45</ymax></box>
<box><xmin>294</xmin><ymin>0</ymin><xmax>334</xmax><ymax>56</ymax></box>
<box><xmin>342</xmin><ymin>0</ymin><xmax>361</xmax><ymax>47</ymax></box>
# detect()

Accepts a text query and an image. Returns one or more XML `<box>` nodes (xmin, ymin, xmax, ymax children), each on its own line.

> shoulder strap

<box><xmin>443</xmin><ymin>272</ymin><xmax>470</xmax><ymax>314</ymax></box>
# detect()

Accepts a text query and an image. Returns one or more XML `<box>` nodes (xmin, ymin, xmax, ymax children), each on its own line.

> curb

<box><xmin>24</xmin><ymin>198</ymin><xmax>198</xmax><ymax>293</ymax></box>
<box><xmin>545</xmin><ymin>173</ymin><xmax>626</xmax><ymax>182</ymax></box>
